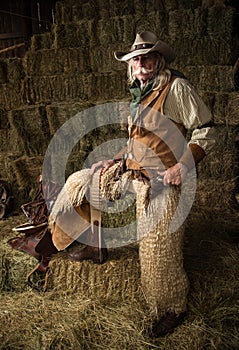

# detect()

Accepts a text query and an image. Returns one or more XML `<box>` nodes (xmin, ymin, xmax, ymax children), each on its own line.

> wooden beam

<box><xmin>0</xmin><ymin>42</ymin><xmax>25</xmax><ymax>54</ymax></box>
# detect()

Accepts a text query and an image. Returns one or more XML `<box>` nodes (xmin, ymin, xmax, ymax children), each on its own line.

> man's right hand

<box><xmin>90</xmin><ymin>159</ymin><xmax>115</xmax><ymax>175</ymax></box>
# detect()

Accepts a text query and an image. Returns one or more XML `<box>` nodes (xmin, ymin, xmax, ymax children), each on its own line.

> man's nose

<box><xmin>137</xmin><ymin>57</ymin><xmax>143</xmax><ymax>66</ymax></box>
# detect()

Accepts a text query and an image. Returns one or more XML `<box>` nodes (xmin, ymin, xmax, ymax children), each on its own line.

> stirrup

<box><xmin>26</xmin><ymin>262</ymin><xmax>49</xmax><ymax>292</ymax></box>
<box><xmin>90</xmin><ymin>168</ymin><xmax>104</xmax><ymax>263</ymax></box>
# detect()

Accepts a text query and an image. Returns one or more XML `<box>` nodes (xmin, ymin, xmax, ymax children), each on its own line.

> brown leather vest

<box><xmin>126</xmin><ymin>77</ymin><xmax>187</xmax><ymax>174</ymax></box>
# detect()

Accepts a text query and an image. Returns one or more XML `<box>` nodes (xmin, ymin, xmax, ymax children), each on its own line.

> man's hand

<box><xmin>158</xmin><ymin>162</ymin><xmax>188</xmax><ymax>186</ymax></box>
<box><xmin>90</xmin><ymin>159</ymin><xmax>115</xmax><ymax>175</ymax></box>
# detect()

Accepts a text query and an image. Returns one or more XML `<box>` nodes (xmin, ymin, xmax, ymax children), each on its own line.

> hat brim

<box><xmin>114</xmin><ymin>40</ymin><xmax>176</xmax><ymax>63</ymax></box>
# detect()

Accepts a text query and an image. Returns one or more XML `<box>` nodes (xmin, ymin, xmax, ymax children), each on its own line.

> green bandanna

<box><xmin>129</xmin><ymin>79</ymin><xmax>154</xmax><ymax>120</ymax></box>
<box><xmin>129</xmin><ymin>70</ymin><xmax>186</xmax><ymax>120</ymax></box>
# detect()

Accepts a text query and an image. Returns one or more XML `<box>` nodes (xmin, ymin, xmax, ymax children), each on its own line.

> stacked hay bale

<box><xmin>47</xmin><ymin>246</ymin><xmax>142</xmax><ymax>299</ymax></box>
<box><xmin>167</xmin><ymin>5</ymin><xmax>238</xmax><ymax>218</ymax></box>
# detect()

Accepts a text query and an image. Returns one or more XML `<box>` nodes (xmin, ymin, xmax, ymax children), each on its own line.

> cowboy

<box><xmin>10</xmin><ymin>31</ymin><xmax>216</xmax><ymax>337</ymax></box>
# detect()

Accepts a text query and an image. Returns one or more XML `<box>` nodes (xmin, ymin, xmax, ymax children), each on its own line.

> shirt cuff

<box><xmin>179</xmin><ymin>143</ymin><xmax>206</xmax><ymax>170</ymax></box>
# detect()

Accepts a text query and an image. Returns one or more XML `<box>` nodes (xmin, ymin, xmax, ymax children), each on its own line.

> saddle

<box><xmin>8</xmin><ymin>176</ymin><xmax>62</xmax><ymax>290</ymax></box>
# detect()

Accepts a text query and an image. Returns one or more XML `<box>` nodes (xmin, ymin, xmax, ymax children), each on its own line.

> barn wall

<box><xmin>0</xmin><ymin>0</ymin><xmax>238</xmax><ymax>215</ymax></box>
<box><xmin>0</xmin><ymin>0</ymin><xmax>57</xmax><ymax>58</ymax></box>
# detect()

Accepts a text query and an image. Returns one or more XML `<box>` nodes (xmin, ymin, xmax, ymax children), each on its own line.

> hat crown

<box><xmin>133</xmin><ymin>31</ymin><xmax>158</xmax><ymax>47</ymax></box>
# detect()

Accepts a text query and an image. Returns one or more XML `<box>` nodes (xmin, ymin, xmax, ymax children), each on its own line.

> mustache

<box><xmin>133</xmin><ymin>67</ymin><xmax>154</xmax><ymax>75</ymax></box>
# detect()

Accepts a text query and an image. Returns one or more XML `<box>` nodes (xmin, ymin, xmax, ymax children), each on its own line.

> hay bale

<box><xmin>199</xmin><ymin>65</ymin><xmax>234</xmax><ymax>92</ymax></box>
<box><xmin>193</xmin><ymin>178</ymin><xmax>237</xmax><ymax>211</ymax></box>
<box><xmin>71</xmin><ymin>3</ymin><xmax>84</xmax><ymax>21</ymax></box>
<box><xmin>90</xmin><ymin>73</ymin><xmax>128</xmax><ymax>100</ymax></box>
<box><xmin>90</xmin><ymin>44</ymin><xmax>124</xmax><ymax>73</ymax></box>
<box><xmin>46</xmin><ymin>102</ymin><xmax>93</xmax><ymax>134</ymax></box>
<box><xmin>46</xmin><ymin>245</ymin><xmax>142</xmax><ymax>301</ymax></box>
<box><xmin>0</xmin><ymin>109</ymin><xmax>9</xmax><ymax>154</ymax></box>
<box><xmin>207</xmin><ymin>5</ymin><xmax>234</xmax><ymax>42</ymax></box>
<box><xmin>96</xmin><ymin>17</ymin><xmax>125</xmax><ymax>46</ymax></box>
<box><xmin>81</xmin><ymin>0</ymin><xmax>98</xmax><ymax>19</ymax></box>
<box><xmin>107</xmin><ymin>0</ymin><xmax>135</xmax><ymax>17</ymax></box>
<box><xmin>182</xmin><ymin>65</ymin><xmax>234</xmax><ymax>91</ymax></box>
<box><xmin>212</xmin><ymin>92</ymin><xmax>230</xmax><ymax>125</ymax></box>
<box><xmin>10</xmin><ymin>155</ymin><xmax>43</xmax><ymax>190</ymax></box>
<box><xmin>198</xmin><ymin>149</ymin><xmax>236</xmax><ymax>179</ymax></box>
<box><xmin>0</xmin><ymin>154</ymin><xmax>18</xmax><ymax>184</ymax></box>
<box><xmin>53</xmin><ymin>20</ymin><xmax>93</xmax><ymax>49</ymax></box>
<box><xmin>0</xmin><ymin>108</ymin><xmax>8</xmax><ymax>129</ymax></box>
<box><xmin>0</xmin><ymin>130</ymin><xmax>9</xmax><ymax>154</ymax></box>
<box><xmin>0</xmin><ymin>215</ymin><xmax>37</xmax><ymax>292</ymax></box>
<box><xmin>55</xmin><ymin>1</ymin><xmax>73</xmax><ymax>25</ymax></box>
<box><xmin>30</xmin><ymin>32</ymin><xmax>54</xmax><ymax>51</ymax></box>
<box><xmin>23</xmin><ymin>74</ymin><xmax>93</xmax><ymax>104</ymax></box>
<box><xmin>145</xmin><ymin>0</ymin><xmax>166</xmax><ymax>12</ymax></box>
<box><xmin>0</xmin><ymin>60</ymin><xmax>24</xmax><ymax>109</ymax></box>
<box><xmin>0</xmin><ymin>243</ymin><xmax>37</xmax><ymax>292</ymax></box>
<box><xmin>198</xmin><ymin>91</ymin><xmax>215</xmax><ymax>114</ymax></box>
<box><xmin>7</xmin><ymin>58</ymin><xmax>24</xmax><ymax>84</ymax></box>
<box><xmin>213</xmin><ymin>92</ymin><xmax>239</xmax><ymax>126</ymax></box>
<box><xmin>8</xmin><ymin>106</ymin><xmax>50</xmax><ymax>156</ymax></box>
<box><xmin>170</xmin><ymin>7</ymin><xmax>234</xmax><ymax>65</ymax></box>
<box><xmin>186</xmin><ymin>209</ymin><xmax>239</xmax><ymax>240</ymax></box>
<box><xmin>169</xmin><ymin>9</ymin><xmax>211</xmax><ymax>65</ymax></box>
<box><xmin>197</xmin><ymin>124</ymin><xmax>237</xmax><ymax>179</ymax></box>
<box><xmin>0</xmin><ymin>154</ymin><xmax>42</xmax><ymax>206</ymax></box>
<box><xmin>162</xmin><ymin>0</ymin><xmax>178</xmax><ymax>11</ymax></box>
<box><xmin>0</xmin><ymin>81</ymin><xmax>26</xmax><ymax>110</ymax></box>
<box><xmin>227</xmin><ymin>93</ymin><xmax>239</xmax><ymax>126</ymax></box>
<box><xmin>24</xmin><ymin>48</ymin><xmax>90</xmax><ymax>77</ymax></box>
<box><xmin>141</xmin><ymin>11</ymin><xmax>168</xmax><ymax>37</ymax></box>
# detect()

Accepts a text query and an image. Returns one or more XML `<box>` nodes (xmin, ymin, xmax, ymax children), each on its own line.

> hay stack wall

<box><xmin>0</xmin><ymin>0</ymin><xmax>238</xmax><ymax>216</ymax></box>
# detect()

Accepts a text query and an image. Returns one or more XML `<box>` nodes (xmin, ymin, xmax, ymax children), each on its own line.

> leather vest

<box><xmin>126</xmin><ymin>77</ymin><xmax>187</xmax><ymax>174</ymax></box>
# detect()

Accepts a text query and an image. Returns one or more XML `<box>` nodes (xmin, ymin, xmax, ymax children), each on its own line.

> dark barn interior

<box><xmin>0</xmin><ymin>0</ymin><xmax>239</xmax><ymax>349</ymax></box>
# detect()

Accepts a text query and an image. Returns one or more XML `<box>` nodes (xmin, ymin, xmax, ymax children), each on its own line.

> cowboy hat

<box><xmin>114</xmin><ymin>31</ymin><xmax>176</xmax><ymax>63</ymax></box>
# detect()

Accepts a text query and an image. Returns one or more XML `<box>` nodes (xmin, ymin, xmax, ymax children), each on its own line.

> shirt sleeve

<box><xmin>164</xmin><ymin>77</ymin><xmax>216</xmax><ymax>157</ymax></box>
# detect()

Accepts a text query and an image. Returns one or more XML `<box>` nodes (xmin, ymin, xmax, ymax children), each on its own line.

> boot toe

<box><xmin>151</xmin><ymin>311</ymin><xmax>187</xmax><ymax>337</ymax></box>
<box><xmin>68</xmin><ymin>246</ymin><xmax>108</xmax><ymax>264</ymax></box>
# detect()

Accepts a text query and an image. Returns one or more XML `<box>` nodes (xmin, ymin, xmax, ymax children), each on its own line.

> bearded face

<box><xmin>131</xmin><ymin>53</ymin><xmax>160</xmax><ymax>86</ymax></box>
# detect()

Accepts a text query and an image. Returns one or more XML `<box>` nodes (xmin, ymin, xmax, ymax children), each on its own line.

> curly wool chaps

<box><xmin>138</xmin><ymin>186</ymin><xmax>189</xmax><ymax>318</ymax></box>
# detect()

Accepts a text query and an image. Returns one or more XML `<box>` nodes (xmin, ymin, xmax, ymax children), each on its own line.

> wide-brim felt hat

<box><xmin>114</xmin><ymin>31</ymin><xmax>176</xmax><ymax>63</ymax></box>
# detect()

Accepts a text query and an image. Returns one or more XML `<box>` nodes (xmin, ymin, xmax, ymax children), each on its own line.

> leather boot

<box><xmin>68</xmin><ymin>228</ymin><xmax>108</xmax><ymax>264</ymax></box>
<box><xmin>35</xmin><ymin>228</ymin><xmax>58</xmax><ymax>272</ymax></box>
<box><xmin>151</xmin><ymin>311</ymin><xmax>187</xmax><ymax>337</ymax></box>
<box><xmin>69</xmin><ymin>245</ymin><xmax>108</xmax><ymax>264</ymax></box>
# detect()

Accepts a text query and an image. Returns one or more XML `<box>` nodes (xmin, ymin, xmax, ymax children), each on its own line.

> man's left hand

<box><xmin>158</xmin><ymin>163</ymin><xmax>188</xmax><ymax>186</ymax></box>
